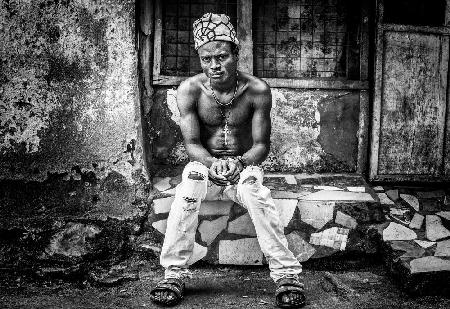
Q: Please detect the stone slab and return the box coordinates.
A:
[198,216,229,245]
[227,213,256,237]
[386,190,399,201]
[313,186,344,191]
[426,215,450,242]
[302,191,374,201]
[152,219,167,235]
[385,240,426,260]
[199,200,233,216]
[416,190,446,199]
[437,211,450,221]
[409,213,424,230]
[298,201,335,229]
[153,196,175,214]
[335,211,358,229]
[274,199,298,227]
[153,177,172,192]
[271,190,310,199]
[400,194,420,212]
[284,175,297,185]
[414,240,436,248]
[434,239,450,257]
[410,256,450,274]
[218,238,263,265]
[383,222,417,241]
[336,202,384,223]
[421,199,442,212]
[187,242,208,265]
[310,227,349,251]
[347,186,366,192]
[377,193,395,205]
[286,231,316,262]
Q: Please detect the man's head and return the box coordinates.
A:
[193,13,239,50]
[193,13,239,83]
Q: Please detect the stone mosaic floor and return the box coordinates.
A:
[150,174,384,266]
[372,186,450,295]
[148,174,450,295]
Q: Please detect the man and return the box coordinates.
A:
[150,13,305,308]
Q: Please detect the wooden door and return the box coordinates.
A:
[370,1,450,182]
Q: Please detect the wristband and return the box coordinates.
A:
[236,156,246,169]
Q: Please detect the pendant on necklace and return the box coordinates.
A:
[223,121,231,145]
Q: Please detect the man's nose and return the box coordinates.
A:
[210,58,220,69]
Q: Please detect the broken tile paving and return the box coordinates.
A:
[148,174,450,296]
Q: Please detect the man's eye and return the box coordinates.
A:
[202,57,211,62]
[218,55,226,61]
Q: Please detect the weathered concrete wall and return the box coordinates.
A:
[0,0,154,279]
[150,86,360,175]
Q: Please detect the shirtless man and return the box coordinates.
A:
[150,13,306,308]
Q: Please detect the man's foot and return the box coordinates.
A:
[275,278,306,308]
[150,278,185,307]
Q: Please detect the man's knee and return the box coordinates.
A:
[182,161,208,182]
[242,176,258,185]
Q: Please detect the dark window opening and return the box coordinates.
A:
[253,0,362,79]
[383,0,446,26]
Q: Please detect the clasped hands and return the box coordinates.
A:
[209,157,244,186]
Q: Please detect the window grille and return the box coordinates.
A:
[253,0,356,79]
[161,0,237,76]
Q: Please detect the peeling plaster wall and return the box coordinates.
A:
[150,86,360,175]
[0,0,143,183]
[0,0,153,273]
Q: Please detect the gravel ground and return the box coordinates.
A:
[1,262,449,309]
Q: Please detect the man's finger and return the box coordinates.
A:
[210,163,226,180]
[219,160,229,176]
[224,161,237,177]
[210,175,229,186]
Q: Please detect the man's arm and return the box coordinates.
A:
[241,80,272,166]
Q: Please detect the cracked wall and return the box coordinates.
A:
[150,87,360,175]
[0,0,153,277]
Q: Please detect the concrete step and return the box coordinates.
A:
[150,173,384,265]
[369,186,450,296]
[150,175,450,295]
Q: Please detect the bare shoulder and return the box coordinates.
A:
[177,73,206,110]
[177,73,205,97]
[239,72,271,108]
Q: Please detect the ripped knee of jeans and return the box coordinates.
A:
[242,175,258,185]
[182,161,208,182]
[187,171,205,181]
[183,196,198,203]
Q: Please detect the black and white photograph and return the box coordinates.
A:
[1,0,449,308]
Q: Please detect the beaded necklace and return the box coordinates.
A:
[210,73,239,145]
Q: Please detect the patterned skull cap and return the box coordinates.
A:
[193,13,239,50]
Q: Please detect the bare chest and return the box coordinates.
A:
[197,94,253,127]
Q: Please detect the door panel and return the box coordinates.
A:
[370,25,450,181]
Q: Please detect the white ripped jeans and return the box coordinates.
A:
[160,161,302,282]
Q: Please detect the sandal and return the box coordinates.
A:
[275,278,306,308]
[150,278,185,307]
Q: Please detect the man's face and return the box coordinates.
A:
[198,41,238,84]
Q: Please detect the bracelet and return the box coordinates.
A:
[236,156,246,168]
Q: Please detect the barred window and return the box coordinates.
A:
[160,0,237,77]
[253,0,361,79]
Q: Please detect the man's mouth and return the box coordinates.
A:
[210,72,223,78]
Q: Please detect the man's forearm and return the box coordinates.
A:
[185,143,217,168]
[240,143,270,166]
